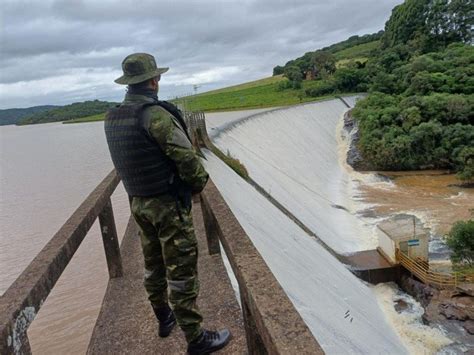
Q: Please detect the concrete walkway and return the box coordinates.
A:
[87,199,246,354]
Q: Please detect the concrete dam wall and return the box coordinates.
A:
[202,98,409,354]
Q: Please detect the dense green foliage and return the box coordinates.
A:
[282,65,303,89]
[0,105,57,125]
[19,100,117,125]
[273,32,383,76]
[348,0,474,180]
[446,220,474,266]
[352,90,473,173]
[382,0,473,50]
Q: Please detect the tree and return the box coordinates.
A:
[382,0,431,48]
[310,51,336,79]
[273,65,284,76]
[283,65,303,89]
[446,220,474,266]
[426,0,474,46]
[455,146,474,181]
[334,68,367,92]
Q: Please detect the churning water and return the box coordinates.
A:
[1,98,470,354]
[209,97,467,354]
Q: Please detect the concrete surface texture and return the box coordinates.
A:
[203,152,407,354]
[212,97,377,254]
[87,204,246,354]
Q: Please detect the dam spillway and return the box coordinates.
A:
[202,98,409,353]
[211,97,375,254]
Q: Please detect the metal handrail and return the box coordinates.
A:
[0,170,123,355]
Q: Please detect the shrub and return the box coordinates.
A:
[276,79,292,91]
[305,80,337,97]
[210,145,249,180]
[446,220,474,266]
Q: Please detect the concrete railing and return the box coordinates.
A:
[188,110,324,353]
[0,170,123,355]
[200,179,324,354]
[1,110,325,354]
[185,111,212,148]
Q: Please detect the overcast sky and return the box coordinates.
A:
[0,0,403,109]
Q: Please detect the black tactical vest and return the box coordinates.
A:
[104,103,175,197]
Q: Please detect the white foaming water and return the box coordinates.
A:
[204,152,407,354]
[208,98,457,354]
[213,99,377,253]
[371,283,452,355]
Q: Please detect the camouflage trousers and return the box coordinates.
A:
[131,194,203,343]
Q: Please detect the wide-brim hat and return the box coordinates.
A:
[114,53,169,85]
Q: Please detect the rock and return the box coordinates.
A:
[439,303,469,321]
[394,299,409,313]
[343,111,372,171]
[399,275,436,307]
[464,320,474,335]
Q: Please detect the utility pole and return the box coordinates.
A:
[193,84,202,95]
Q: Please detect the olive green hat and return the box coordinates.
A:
[114,53,169,85]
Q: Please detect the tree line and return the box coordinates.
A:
[18,100,118,125]
[272,0,473,181]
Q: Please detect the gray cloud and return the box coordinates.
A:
[0,0,402,108]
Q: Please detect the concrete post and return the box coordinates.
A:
[240,294,267,355]
[199,194,221,255]
[98,198,123,278]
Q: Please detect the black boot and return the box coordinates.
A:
[187,329,232,355]
[152,304,176,337]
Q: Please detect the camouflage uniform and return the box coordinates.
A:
[107,53,209,344]
[124,93,208,343]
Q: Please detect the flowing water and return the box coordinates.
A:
[0,108,278,354]
[211,97,467,354]
[0,122,130,354]
[0,99,471,354]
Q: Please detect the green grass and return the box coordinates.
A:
[176,76,339,112]
[63,73,353,122]
[452,264,474,274]
[63,113,105,124]
[333,40,379,61]
[336,57,369,68]
[210,145,249,180]
[195,75,285,95]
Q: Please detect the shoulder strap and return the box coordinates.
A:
[142,101,192,143]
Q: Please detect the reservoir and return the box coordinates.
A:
[0,100,470,353]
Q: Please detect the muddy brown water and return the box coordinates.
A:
[1,116,472,354]
[357,170,474,265]
[359,171,473,234]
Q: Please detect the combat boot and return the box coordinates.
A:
[187,329,232,354]
[152,304,176,337]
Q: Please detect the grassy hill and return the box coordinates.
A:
[178,35,380,112]
[0,105,58,126]
[333,40,379,61]
[179,75,344,112]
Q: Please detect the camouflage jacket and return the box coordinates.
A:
[122,93,209,193]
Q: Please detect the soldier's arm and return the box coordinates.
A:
[146,107,209,193]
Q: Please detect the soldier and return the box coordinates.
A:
[104,53,231,354]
